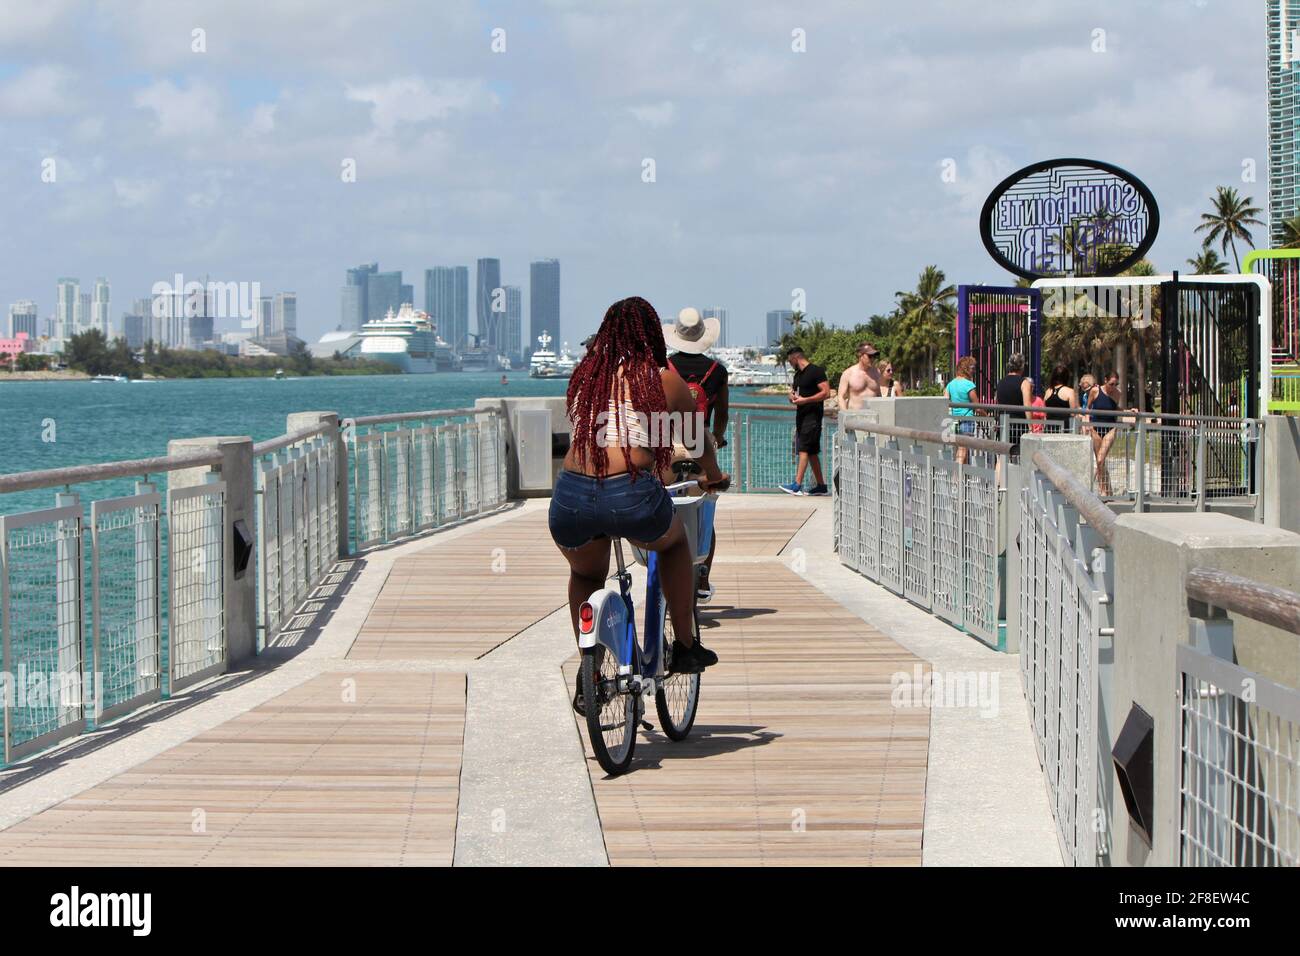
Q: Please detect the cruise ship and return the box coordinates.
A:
[529,332,578,379]
[357,305,457,373]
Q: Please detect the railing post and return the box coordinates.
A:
[1134,418,1146,513]
[286,413,343,557]
[1195,426,1207,512]
[168,435,256,666]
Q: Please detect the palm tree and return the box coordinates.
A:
[1187,245,1229,275]
[895,266,956,384]
[788,310,805,333]
[1195,186,1263,271]
[1280,215,1300,249]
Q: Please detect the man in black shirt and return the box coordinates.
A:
[781,346,830,495]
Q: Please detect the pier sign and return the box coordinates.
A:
[979,158,1159,280]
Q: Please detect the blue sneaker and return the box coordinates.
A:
[779,482,804,495]
[807,484,830,496]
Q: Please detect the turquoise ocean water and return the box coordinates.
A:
[0,372,786,512]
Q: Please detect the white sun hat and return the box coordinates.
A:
[663,307,721,354]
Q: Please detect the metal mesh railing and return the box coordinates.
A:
[256,434,339,645]
[1018,468,1108,866]
[834,428,999,644]
[91,486,162,722]
[728,407,839,493]
[344,410,508,552]
[1178,644,1300,866]
[0,500,87,762]
[167,481,226,693]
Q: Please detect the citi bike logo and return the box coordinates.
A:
[150,273,261,328]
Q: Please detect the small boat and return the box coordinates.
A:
[500,374,509,386]
[274,368,285,380]
[91,374,128,383]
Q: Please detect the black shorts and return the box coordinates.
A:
[796,416,822,455]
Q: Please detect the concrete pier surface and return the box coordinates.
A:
[0,497,1059,867]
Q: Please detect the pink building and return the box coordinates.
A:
[0,332,33,363]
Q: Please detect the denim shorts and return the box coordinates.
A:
[549,470,674,549]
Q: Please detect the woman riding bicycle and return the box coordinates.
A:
[549,296,730,675]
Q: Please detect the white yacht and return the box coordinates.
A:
[555,343,577,377]
[529,331,562,378]
[357,304,453,374]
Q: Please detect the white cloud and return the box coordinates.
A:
[0,64,79,117]
[344,77,496,135]
[133,79,223,138]
[114,177,158,208]
[628,101,676,128]
[248,103,277,135]
[941,146,1016,214]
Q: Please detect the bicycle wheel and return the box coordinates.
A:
[655,600,701,741]
[581,645,637,775]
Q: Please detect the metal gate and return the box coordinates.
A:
[956,285,1042,400]
[1161,277,1260,496]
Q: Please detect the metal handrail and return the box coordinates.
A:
[1031,449,1117,545]
[345,406,497,427]
[1186,567,1300,636]
[252,423,330,457]
[0,448,224,495]
[730,401,839,418]
[951,401,1259,426]
[843,420,1012,455]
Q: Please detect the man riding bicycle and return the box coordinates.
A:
[663,307,728,600]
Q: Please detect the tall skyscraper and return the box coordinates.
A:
[367,270,402,322]
[400,283,413,308]
[425,266,469,350]
[529,259,560,357]
[703,307,730,348]
[504,285,523,362]
[255,296,274,338]
[1268,1,1300,244]
[766,309,794,347]
[8,300,38,338]
[476,258,502,352]
[78,292,91,335]
[122,312,147,348]
[274,293,297,338]
[92,277,110,337]
[56,278,78,340]
[342,263,377,331]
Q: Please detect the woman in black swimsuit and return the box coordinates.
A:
[1043,364,1077,428]
[1088,372,1125,495]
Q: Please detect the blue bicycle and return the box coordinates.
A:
[576,478,719,775]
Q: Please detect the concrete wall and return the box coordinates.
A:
[855,395,950,433]
[476,396,569,496]
[1263,414,1300,534]
[1108,513,1300,865]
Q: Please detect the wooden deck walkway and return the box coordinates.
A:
[0,672,465,866]
[0,497,929,866]
[567,556,928,866]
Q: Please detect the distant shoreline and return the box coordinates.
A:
[0,370,92,382]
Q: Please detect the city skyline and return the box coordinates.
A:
[1,2,1270,348]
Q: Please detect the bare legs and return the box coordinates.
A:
[795,451,824,486]
[556,513,697,648]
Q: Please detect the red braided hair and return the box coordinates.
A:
[567,296,671,479]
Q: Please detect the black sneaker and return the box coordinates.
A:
[670,639,718,673]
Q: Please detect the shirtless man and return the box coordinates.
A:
[837,342,883,410]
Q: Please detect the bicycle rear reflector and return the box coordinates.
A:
[579,603,594,633]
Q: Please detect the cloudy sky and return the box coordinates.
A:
[0,0,1270,346]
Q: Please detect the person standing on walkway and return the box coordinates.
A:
[1043,364,1079,429]
[836,342,883,410]
[994,353,1034,460]
[780,346,830,495]
[664,307,728,599]
[944,355,980,465]
[880,360,906,397]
